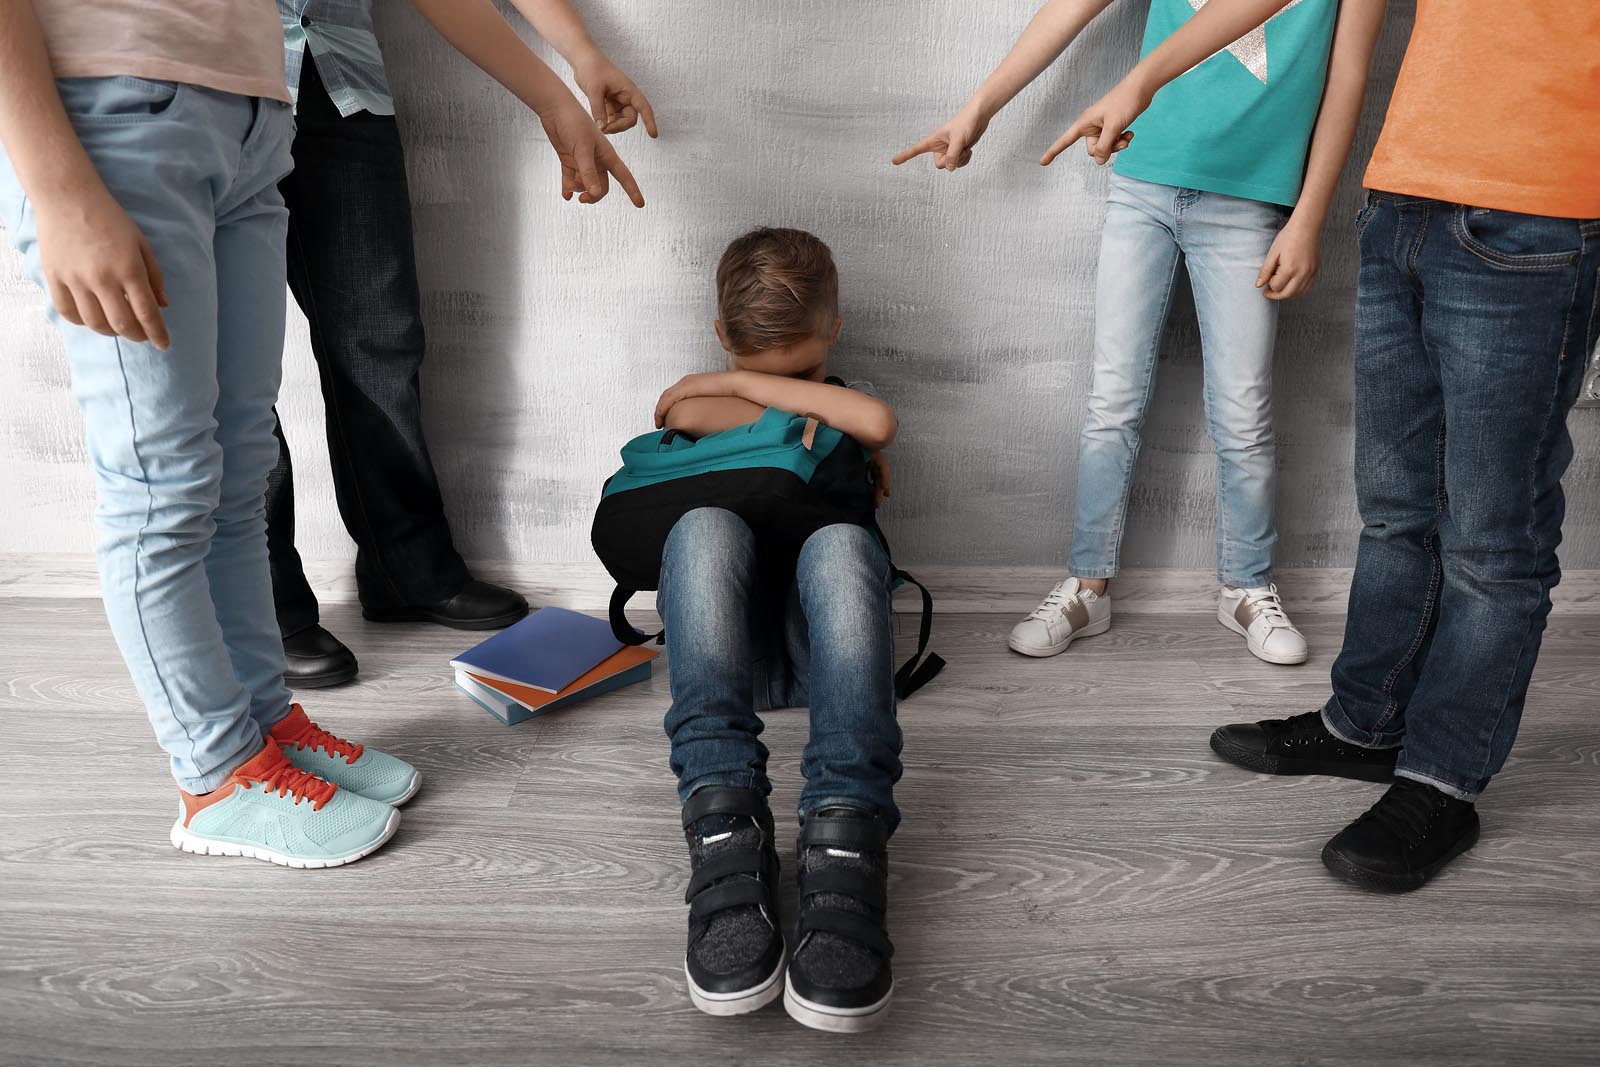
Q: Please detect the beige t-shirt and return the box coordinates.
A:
[35,0,289,103]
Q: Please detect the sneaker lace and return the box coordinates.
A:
[276,713,363,764]
[238,741,339,810]
[1359,780,1443,845]
[1028,580,1085,623]
[1241,584,1291,627]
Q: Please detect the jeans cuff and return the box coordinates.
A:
[1219,569,1273,589]
[1394,764,1483,803]
[1320,697,1404,749]
[1067,564,1118,580]
[176,735,265,795]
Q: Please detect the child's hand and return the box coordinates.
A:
[35,186,170,349]
[1256,219,1321,300]
[542,101,645,206]
[1040,79,1148,167]
[870,451,893,508]
[892,103,991,172]
[655,371,740,427]
[572,53,658,138]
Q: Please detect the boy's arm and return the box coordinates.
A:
[1255,0,1387,300]
[502,0,657,136]
[655,372,899,451]
[661,396,767,437]
[1042,0,1299,166]
[409,0,643,206]
[0,0,169,347]
[894,0,1117,172]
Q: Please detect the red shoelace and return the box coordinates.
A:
[276,714,364,764]
[239,742,338,810]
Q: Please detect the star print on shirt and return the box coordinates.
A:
[1187,0,1307,85]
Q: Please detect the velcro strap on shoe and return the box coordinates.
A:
[798,868,887,913]
[682,787,767,828]
[685,851,766,902]
[688,879,768,923]
[798,906,895,959]
[799,815,887,853]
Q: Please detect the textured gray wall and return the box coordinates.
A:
[1,1,1596,572]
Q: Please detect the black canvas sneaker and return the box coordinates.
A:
[1210,710,1400,781]
[1322,777,1480,892]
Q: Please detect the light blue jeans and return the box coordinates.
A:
[0,77,296,792]
[1070,172,1287,588]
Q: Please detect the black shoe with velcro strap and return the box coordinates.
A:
[785,807,894,1032]
[680,787,786,1016]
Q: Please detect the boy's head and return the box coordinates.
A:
[715,227,842,379]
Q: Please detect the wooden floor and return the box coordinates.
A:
[2,596,1597,1066]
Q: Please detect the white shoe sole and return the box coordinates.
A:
[380,770,423,807]
[686,952,786,1017]
[1008,616,1111,658]
[783,980,893,1033]
[169,808,401,869]
[1217,609,1309,666]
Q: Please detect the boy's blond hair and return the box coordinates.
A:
[715,227,838,352]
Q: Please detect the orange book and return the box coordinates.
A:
[456,645,659,725]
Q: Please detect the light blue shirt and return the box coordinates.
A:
[278,0,394,116]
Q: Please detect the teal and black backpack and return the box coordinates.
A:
[592,405,944,699]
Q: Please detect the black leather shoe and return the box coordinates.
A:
[1322,778,1480,893]
[785,808,894,1033]
[1210,710,1399,782]
[363,580,529,631]
[681,787,786,1016]
[281,625,358,689]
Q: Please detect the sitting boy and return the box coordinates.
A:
[652,228,902,1032]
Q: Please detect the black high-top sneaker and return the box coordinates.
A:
[1210,710,1400,782]
[784,808,894,1033]
[1321,777,1480,893]
[680,787,786,1015]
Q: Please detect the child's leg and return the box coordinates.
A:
[1067,173,1184,581]
[1180,191,1284,590]
[0,81,290,792]
[791,524,901,829]
[659,507,770,802]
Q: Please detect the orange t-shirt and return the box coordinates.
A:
[1364,0,1600,219]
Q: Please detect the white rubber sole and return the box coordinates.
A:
[169,808,401,869]
[1007,616,1111,658]
[783,980,893,1033]
[1217,609,1309,665]
[686,952,787,1017]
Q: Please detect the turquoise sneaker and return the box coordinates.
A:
[170,739,399,868]
[268,704,421,806]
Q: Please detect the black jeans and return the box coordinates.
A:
[267,55,469,637]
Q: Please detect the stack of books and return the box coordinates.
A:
[451,606,659,725]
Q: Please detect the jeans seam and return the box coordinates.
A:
[1102,234,1182,576]
[1374,410,1447,729]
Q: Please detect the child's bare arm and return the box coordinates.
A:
[894,0,1116,172]
[1254,0,1387,301]
[1043,0,1301,166]
[0,0,169,347]
[409,0,643,206]
[502,0,657,136]
[661,396,767,437]
[655,372,899,451]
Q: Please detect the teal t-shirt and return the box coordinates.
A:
[1113,0,1338,207]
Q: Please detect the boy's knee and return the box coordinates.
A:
[666,507,754,556]
[798,523,884,572]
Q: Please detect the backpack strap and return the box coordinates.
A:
[891,568,945,699]
[609,586,663,646]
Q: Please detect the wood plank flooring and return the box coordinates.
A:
[1,597,1597,1066]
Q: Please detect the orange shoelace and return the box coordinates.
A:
[238,742,338,810]
[276,713,364,764]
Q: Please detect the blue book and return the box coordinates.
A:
[456,656,655,726]
[449,606,624,694]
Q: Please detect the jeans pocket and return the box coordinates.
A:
[55,76,184,125]
[1450,205,1582,270]
[1353,192,1379,240]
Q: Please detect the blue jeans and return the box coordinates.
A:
[658,509,904,830]
[1323,194,1600,800]
[0,78,296,792]
[1071,172,1285,587]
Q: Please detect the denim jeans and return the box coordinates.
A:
[657,509,904,830]
[0,78,296,791]
[266,54,470,636]
[1071,172,1285,587]
[1323,193,1600,800]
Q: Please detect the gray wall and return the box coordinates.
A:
[2,1,1596,572]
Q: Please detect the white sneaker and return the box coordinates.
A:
[1008,577,1112,657]
[1218,584,1308,665]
